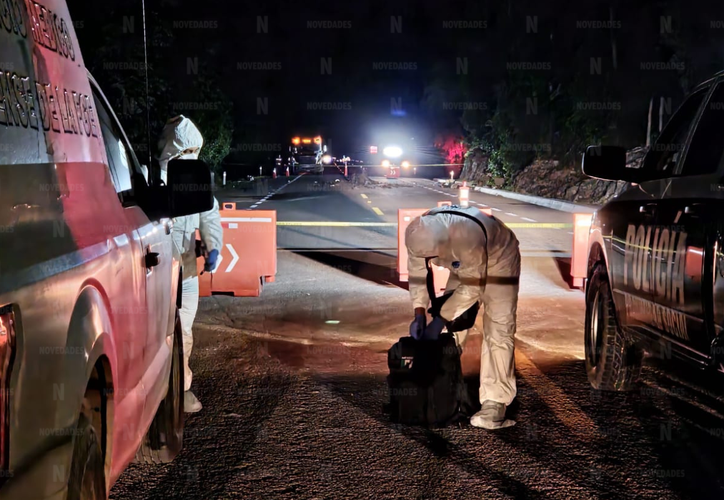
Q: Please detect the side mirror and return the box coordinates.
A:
[166,158,214,217]
[582,145,638,182]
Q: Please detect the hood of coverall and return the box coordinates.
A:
[405,215,450,259]
[157,115,204,182]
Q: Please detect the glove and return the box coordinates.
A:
[205,249,220,273]
[409,314,427,340]
[423,317,446,340]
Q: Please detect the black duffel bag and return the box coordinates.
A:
[386,333,472,426]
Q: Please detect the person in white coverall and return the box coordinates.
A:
[406,205,521,429]
[157,115,223,413]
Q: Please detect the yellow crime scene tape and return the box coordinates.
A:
[276,221,572,229]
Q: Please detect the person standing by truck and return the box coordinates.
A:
[157,115,224,413]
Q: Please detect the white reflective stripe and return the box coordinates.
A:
[226,244,239,272]
[221,217,273,223]
[228,223,238,229]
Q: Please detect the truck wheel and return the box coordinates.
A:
[585,264,643,390]
[135,312,184,464]
[67,412,106,500]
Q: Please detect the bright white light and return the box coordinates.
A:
[383,145,403,158]
[322,155,332,164]
[401,160,410,168]
[381,159,391,167]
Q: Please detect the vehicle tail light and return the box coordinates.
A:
[313,136,322,144]
[0,305,15,479]
[292,137,300,145]
[302,138,312,144]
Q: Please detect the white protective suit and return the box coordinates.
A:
[406,205,521,407]
[158,115,223,392]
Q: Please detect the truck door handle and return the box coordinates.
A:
[145,251,160,268]
[639,204,656,215]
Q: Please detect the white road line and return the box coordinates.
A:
[491,207,501,212]
[250,204,259,208]
[505,212,518,217]
[521,217,536,222]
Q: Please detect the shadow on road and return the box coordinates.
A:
[294,250,407,289]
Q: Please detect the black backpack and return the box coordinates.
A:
[386,333,472,426]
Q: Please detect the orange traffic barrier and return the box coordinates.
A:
[386,167,401,179]
[198,203,277,297]
[397,208,449,296]
[571,213,593,288]
[459,182,470,207]
[437,201,452,207]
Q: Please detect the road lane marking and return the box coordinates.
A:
[274,221,572,229]
[491,208,502,212]
[521,217,536,222]
[505,212,518,217]
[372,207,384,215]
[277,221,397,227]
[360,194,368,199]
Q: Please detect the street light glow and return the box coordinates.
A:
[383,145,403,158]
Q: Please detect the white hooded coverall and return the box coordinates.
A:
[406,206,521,406]
[157,115,223,392]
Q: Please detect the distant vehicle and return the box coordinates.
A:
[0,1,213,498]
[582,73,724,393]
[290,136,327,174]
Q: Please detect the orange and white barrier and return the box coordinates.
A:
[459,182,470,208]
[198,203,277,297]
[397,208,449,296]
[571,213,593,288]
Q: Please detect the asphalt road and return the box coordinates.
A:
[111,170,724,500]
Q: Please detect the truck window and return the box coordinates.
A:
[643,88,706,178]
[680,83,724,176]
[91,89,145,202]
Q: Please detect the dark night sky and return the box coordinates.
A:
[68,0,724,163]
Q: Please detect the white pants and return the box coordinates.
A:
[178,276,199,392]
[451,280,519,406]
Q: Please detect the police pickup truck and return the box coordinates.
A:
[0,1,213,498]
[582,72,724,390]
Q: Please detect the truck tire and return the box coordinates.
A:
[135,312,184,464]
[67,413,106,500]
[585,264,643,390]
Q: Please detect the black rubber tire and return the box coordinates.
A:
[67,413,106,500]
[584,264,643,390]
[134,312,185,464]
